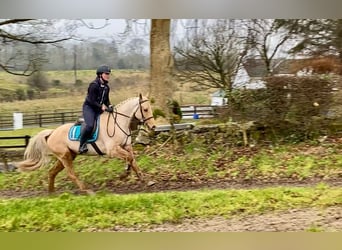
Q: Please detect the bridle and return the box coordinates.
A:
[135,99,154,125]
[105,98,153,146]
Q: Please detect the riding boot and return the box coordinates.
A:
[79,127,89,154]
[79,142,88,154]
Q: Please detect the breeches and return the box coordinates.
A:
[82,104,98,136]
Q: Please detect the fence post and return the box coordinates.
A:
[24,135,30,147]
[13,112,23,130]
[193,106,199,119]
[39,114,42,127]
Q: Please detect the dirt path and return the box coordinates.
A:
[110,206,342,232]
[107,179,342,232]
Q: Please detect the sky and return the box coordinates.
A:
[75,19,149,40]
[75,19,126,38]
[75,19,188,42]
[73,19,189,52]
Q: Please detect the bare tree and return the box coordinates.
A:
[280,19,342,64]
[245,19,297,75]
[174,19,250,94]
[0,19,75,76]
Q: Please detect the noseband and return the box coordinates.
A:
[134,99,154,126]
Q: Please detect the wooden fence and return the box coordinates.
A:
[25,110,82,127]
[0,135,31,170]
[0,110,82,130]
[0,135,31,149]
[0,105,219,130]
[180,105,218,119]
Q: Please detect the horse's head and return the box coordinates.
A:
[134,94,156,131]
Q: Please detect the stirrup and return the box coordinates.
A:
[79,143,88,154]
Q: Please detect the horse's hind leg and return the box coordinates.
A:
[59,153,94,195]
[48,160,64,193]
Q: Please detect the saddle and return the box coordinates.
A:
[68,117,99,142]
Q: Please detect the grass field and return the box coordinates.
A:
[0,70,213,115]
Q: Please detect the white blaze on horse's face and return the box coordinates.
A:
[136,96,156,131]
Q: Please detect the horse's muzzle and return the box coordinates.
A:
[148,124,156,131]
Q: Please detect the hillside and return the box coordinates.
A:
[0,70,214,114]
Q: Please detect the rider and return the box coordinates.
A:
[79,65,113,154]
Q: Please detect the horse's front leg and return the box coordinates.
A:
[124,145,144,181]
[125,145,157,186]
[109,145,143,182]
[119,163,132,180]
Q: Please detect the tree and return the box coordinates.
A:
[27,71,50,91]
[174,19,249,93]
[279,19,342,64]
[0,19,74,76]
[127,38,148,55]
[245,19,297,75]
[149,19,174,119]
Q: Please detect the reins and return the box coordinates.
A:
[106,107,131,138]
[105,98,153,146]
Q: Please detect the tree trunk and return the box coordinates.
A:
[149,19,174,121]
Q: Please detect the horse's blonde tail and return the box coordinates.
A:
[18,129,54,172]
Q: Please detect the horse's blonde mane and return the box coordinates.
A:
[115,96,140,108]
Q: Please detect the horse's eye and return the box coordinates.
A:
[144,108,148,112]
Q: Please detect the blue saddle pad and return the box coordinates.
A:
[68,122,99,142]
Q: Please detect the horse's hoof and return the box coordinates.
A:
[147,180,156,186]
[85,189,96,196]
[119,173,129,180]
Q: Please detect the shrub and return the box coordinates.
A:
[226,75,334,142]
[51,79,61,86]
[26,89,35,100]
[75,79,83,87]
[27,71,50,91]
[15,88,27,101]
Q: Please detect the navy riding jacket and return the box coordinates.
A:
[84,77,111,114]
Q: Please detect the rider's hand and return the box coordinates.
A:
[107,105,114,113]
[101,104,107,111]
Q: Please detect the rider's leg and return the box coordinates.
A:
[79,105,96,154]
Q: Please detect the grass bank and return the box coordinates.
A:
[0,185,340,232]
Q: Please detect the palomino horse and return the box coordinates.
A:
[18,94,156,194]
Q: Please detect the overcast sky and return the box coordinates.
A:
[75,19,189,41]
[75,19,127,38]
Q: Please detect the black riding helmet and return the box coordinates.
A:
[96,65,111,75]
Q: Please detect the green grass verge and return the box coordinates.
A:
[0,185,340,232]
